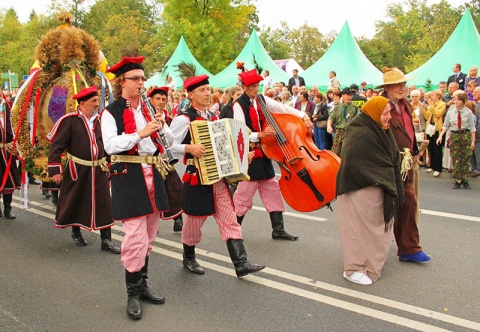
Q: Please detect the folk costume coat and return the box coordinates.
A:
[47,110,114,230]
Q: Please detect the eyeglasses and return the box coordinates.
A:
[124,76,147,82]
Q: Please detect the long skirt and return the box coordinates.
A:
[337,186,394,282]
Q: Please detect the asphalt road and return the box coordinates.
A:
[1,167,479,332]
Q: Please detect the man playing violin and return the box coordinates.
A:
[232,69,313,241]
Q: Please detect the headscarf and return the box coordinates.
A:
[360,96,390,130]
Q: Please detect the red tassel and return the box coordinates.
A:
[190,172,199,186]
[182,172,192,183]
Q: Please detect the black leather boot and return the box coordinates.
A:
[51,191,58,206]
[3,194,15,219]
[140,256,165,304]
[226,239,265,277]
[100,228,120,254]
[125,270,143,320]
[182,244,204,274]
[71,226,87,246]
[236,215,244,225]
[270,212,298,241]
[173,215,183,232]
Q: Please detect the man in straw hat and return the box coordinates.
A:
[378,67,431,263]
[233,69,314,241]
[47,86,120,254]
[169,74,265,278]
[102,56,173,320]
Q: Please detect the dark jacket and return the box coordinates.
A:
[447,72,467,91]
[288,76,306,93]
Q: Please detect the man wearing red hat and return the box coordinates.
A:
[47,85,120,252]
[101,56,174,320]
[148,86,183,232]
[232,69,313,241]
[169,74,265,278]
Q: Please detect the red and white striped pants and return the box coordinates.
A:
[120,167,160,273]
[181,181,242,246]
[233,178,285,217]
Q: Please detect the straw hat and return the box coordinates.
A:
[376,67,415,89]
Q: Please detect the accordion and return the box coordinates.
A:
[189,118,250,185]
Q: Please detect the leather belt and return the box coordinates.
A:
[110,154,160,165]
[67,153,109,172]
[451,129,469,134]
[249,142,262,149]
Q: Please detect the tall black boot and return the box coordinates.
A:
[125,270,143,320]
[236,215,244,225]
[270,212,298,241]
[3,194,16,219]
[182,244,204,274]
[100,228,120,254]
[173,215,183,232]
[140,256,165,304]
[226,239,265,277]
[51,191,58,206]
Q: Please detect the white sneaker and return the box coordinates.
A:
[343,271,373,285]
[426,168,433,173]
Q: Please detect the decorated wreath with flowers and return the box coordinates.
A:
[11,12,112,182]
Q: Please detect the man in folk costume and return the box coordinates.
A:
[378,67,430,263]
[47,86,120,254]
[148,87,173,125]
[232,69,313,241]
[0,92,21,219]
[169,74,265,277]
[101,56,172,320]
[148,87,183,232]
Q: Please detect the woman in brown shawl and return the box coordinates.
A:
[336,96,404,285]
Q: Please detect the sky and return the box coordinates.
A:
[1,0,468,38]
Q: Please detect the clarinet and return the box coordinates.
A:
[139,89,178,165]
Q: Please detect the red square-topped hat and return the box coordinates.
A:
[183,74,209,92]
[147,86,169,98]
[239,69,263,86]
[73,86,98,101]
[106,56,145,77]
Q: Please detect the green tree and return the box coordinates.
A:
[361,0,461,72]
[259,24,291,61]
[157,0,256,74]
[289,23,331,69]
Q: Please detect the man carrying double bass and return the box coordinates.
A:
[232,69,313,240]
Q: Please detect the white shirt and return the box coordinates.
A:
[101,99,175,166]
[232,96,306,142]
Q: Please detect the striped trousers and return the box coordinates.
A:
[181,180,242,246]
[120,167,160,273]
[233,177,285,217]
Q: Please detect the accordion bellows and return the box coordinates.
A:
[190,119,250,185]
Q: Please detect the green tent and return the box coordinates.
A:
[145,36,212,89]
[209,30,289,89]
[408,8,480,90]
[302,22,383,91]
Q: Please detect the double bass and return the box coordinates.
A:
[256,95,341,212]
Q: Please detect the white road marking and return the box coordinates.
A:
[12,196,480,331]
